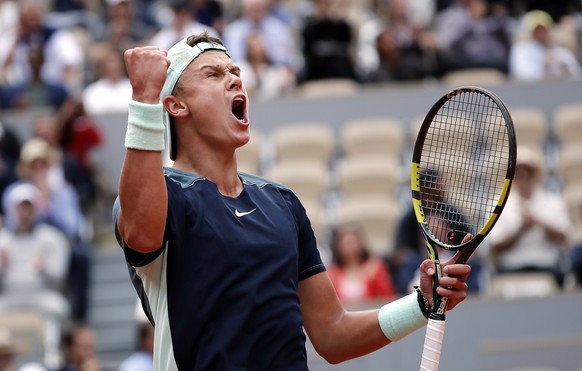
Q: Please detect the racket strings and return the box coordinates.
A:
[419,91,510,246]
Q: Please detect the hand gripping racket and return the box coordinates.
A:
[411,86,517,371]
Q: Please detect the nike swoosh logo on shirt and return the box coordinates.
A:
[234,208,256,218]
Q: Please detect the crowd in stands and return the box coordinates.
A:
[0,0,580,369]
[0,0,580,108]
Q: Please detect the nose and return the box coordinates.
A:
[228,73,243,90]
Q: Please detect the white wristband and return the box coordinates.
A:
[125,100,166,151]
[378,292,428,342]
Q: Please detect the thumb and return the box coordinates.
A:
[419,259,436,305]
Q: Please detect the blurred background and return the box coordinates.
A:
[0,0,581,370]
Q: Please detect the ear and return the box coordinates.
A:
[163,96,189,120]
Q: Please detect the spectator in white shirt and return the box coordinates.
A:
[509,9,581,81]
[488,147,572,286]
[0,182,70,321]
[82,47,132,115]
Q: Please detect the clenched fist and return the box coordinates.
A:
[124,46,171,104]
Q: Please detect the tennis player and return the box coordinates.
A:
[113,32,471,370]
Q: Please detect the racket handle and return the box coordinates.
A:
[420,318,446,371]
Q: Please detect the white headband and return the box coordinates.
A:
[160,37,230,160]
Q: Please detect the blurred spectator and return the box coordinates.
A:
[434,0,512,75]
[238,31,295,101]
[1,0,54,84]
[223,0,297,68]
[520,0,582,22]
[56,323,100,371]
[0,44,71,111]
[326,223,396,305]
[4,138,81,239]
[51,0,85,12]
[0,328,20,371]
[509,9,581,81]
[571,242,582,287]
[391,169,482,294]
[90,0,153,72]
[189,0,226,36]
[2,137,91,321]
[356,0,436,81]
[148,0,219,50]
[0,0,85,94]
[0,0,19,83]
[0,118,22,204]
[0,182,71,321]
[36,102,103,214]
[298,0,358,83]
[265,0,302,29]
[118,321,154,371]
[82,47,131,116]
[364,26,433,83]
[488,147,571,286]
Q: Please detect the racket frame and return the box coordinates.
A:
[411,86,517,370]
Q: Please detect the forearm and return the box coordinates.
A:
[314,309,389,364]
[118,101,168,252]
[118,149,167,252]
[309,293,427,364]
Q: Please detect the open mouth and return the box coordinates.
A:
[232,97,246,122]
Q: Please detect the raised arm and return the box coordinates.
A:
[117,46,170,253]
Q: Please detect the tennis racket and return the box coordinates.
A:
[411,86,517,371]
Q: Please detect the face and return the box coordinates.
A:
[514,164,537,198]
[171,51,250,153]
[336,227,365,264]
[533,25,550,45]
[15,201,36,230]
[69,327,96,365]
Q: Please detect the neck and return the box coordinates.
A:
[173,153,243,198]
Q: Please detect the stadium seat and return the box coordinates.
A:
[334,196,401,256]
[553,102,582,147]
[271,122,335,167]
[563,186,582,243]
[264,161,330,204]
[441,68,507,87]
[301,198,328,244]
[297,78,360,98]
[335,156,403,202]
[0,310,57,368]
[487,272,559,299]
[508,107,549,151]
[237,130,263,175]
[557,145,582,187]
[340,117,406,161]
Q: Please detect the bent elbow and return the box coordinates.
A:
[122,227,164,253]
[313,346,347,365]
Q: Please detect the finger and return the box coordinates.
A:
[436,276,468,308]
[438,275,468,291]
[419,259,436,276]
[443,263,471,281]
[443,262,471,275]
[461,233,473,244]
[436,286,467,311]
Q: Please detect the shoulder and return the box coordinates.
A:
[240,172,298,203]
[239,172,287,189]
[163,167,206,188]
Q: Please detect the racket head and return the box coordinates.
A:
[411,86,517,261]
